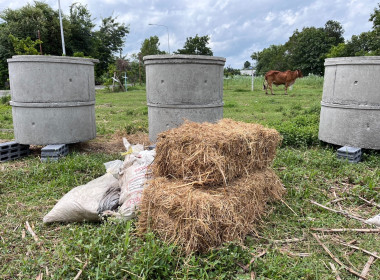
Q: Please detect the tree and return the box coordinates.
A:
[66,3,95,56]
[326,43,350,58]
[327,4,380,58]
[125,58,141,86]
[139,36,166,58]
[175,34,213,55]
[251,20,345,76]
[243,61,251,69]
[327,31,380,57]
[251,44,290,75]
[92,16,129,79]
[369,3,380,31]
[224,66,240,78]
[285,21,344,75]
[369,3,380,54]
[0,2,64,56]
[134,36,166,84]
[324,20,344,46]
[8,34,42,55]
[285,27,331,75]
[0,2,130,87]
[0,1,64,88]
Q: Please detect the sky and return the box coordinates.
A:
[0,0,377,68]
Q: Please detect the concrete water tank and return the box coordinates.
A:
[8,55,98,145]
[144,54,226,142]
[319,56,380,149]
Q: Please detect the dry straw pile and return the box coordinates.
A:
[138,119,285,253]
[153,119,282,185]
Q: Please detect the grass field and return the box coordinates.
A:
[1,75,380,279]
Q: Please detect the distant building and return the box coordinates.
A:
[240,69,255,76]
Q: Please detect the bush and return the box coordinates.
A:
[272,113,320,147]
[1,95,11,105]
[73,52,85,57]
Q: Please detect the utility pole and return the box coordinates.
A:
[58,0,66,55]
[251,69,254,91]
[124,72,128,92]
[138,53,142,85]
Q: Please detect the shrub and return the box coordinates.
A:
[272,114,320,147]
[1,95,11,104]
[73,52,85,57]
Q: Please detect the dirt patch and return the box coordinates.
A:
[71,132,151,155]
[0,160,30,171]
[0,132,151,159]
[0,138,13,143]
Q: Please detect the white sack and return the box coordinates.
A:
[104,160,123,178]
[118,149,155,219]
[43,173,118,223]
[366,214,380,227]
[123,137,144,154]
[102,139,144,179]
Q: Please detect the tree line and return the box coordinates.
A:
[0,1,128,88]
[111,34,213,88]
[0,0,215,89]
[7,2,377,87]
[251,3,380,76]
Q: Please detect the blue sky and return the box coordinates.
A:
[0,0,376,68]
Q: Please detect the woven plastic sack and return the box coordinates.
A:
[43,173,118,223]
[118,149,155,219]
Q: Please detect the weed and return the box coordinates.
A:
[224,101,238,108]
[179,243,252,279]
[291,103,302,110]
[1,94,10,104]
[234,88,250,92]
[128,232,178,279]
[274,105,284,112]
[125,121,148,134]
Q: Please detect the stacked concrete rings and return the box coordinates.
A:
[8,55,98,145]
[144,55,226,142]
[319,56,380,149]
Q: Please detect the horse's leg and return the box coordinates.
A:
[284,84,288,95]
[270,83,274,95]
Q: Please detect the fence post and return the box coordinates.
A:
[251,70,254,91]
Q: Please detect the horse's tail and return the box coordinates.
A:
[263,78,267,90]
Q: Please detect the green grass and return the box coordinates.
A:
[95,85,148,136]
[1,76,379,279]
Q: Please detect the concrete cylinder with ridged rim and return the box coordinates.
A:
[8,55,98,145]
[318,56,380,149]
[144,54,226,142]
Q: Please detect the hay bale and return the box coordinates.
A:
[138,168,285,253]
[153,119,281,186]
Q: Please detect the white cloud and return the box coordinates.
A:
[0,0,377,68]
[265,12,275,22]
[213,0,231,11]
[280,9,299,26]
